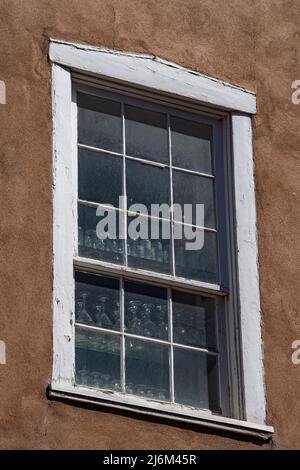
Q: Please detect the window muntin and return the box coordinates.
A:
[75,86,229,415]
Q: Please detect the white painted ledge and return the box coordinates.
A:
[49,385,274,441]
[49,39,256,114]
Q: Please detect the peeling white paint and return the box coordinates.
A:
[232,113,266,425]
[52,64,75,388]
[49,39,256,114]
[0,80,5,104]
[51,383,273,436]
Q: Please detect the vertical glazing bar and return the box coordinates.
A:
[168,287,175,402]
[167,114,175,276]
[121,101,128,266]
[120,276,126,393]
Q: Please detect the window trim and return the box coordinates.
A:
[49,39,256,114]
[50,39,273,434]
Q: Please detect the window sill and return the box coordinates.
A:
[48,384,274,442]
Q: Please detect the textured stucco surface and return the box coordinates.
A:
[0,0,299,449]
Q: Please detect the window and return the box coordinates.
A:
[74,86,228,414]
[50,39,273,436]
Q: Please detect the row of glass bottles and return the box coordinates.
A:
[127,238,169,264]
[76,369,168,400]
[78,226,169,264]
[126,300,168,340]
[77,370,122,391]
[79,227,123,261]
[76,291,209,349]
[76,292,169,340]
[76,292,120,330]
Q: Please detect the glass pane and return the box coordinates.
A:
[174,228,218,284]
[127,215,171,274]
[75,327,121,391]
[171,116,213,174]
[126,159,170,215]
[173,170,216,229]
[124,281,168,340]
[172,291,217,349]
[78,92,122,152]
[78,203,124,265]
[75,271,120,330]
[78,148,122,207]
[174,348,219,410]
[125,105,168,164]
[125,338,169,400]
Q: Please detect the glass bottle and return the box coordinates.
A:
[155,305,168,340]
[151,241,157,261]
[110,300,120,329]
[138,239,145,258]
[141,303,155,337]
[156,241,163,263]
[127,238,133,257]
[95,295,112,329]
[84,229,95,250]
[96,235,105,252]
[76,291,93,324]
[130,314,143,336]
[126,300,141,331]
[163,244,169,264]
[144,239,152,260]
[116,239,123,261]
[78,226,84,247]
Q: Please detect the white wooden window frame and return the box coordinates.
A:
[49,39,273,436]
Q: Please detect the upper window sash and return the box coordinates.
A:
[74,83,229,292]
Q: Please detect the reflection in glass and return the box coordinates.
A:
[78,93,122,152]
[125,338,169,401]
[125,105,168,164]
[78,148,122,207]
[124,281,168,340]
[78,203,124,265]
[75,327,121,390]
[173,170,216,229]
[171,116,213,174]
[75,271,120,331]
[174,227,218,284]
[172,291,216,349]
[174,348,219,410]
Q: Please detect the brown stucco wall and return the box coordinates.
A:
[0,0,299,449]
